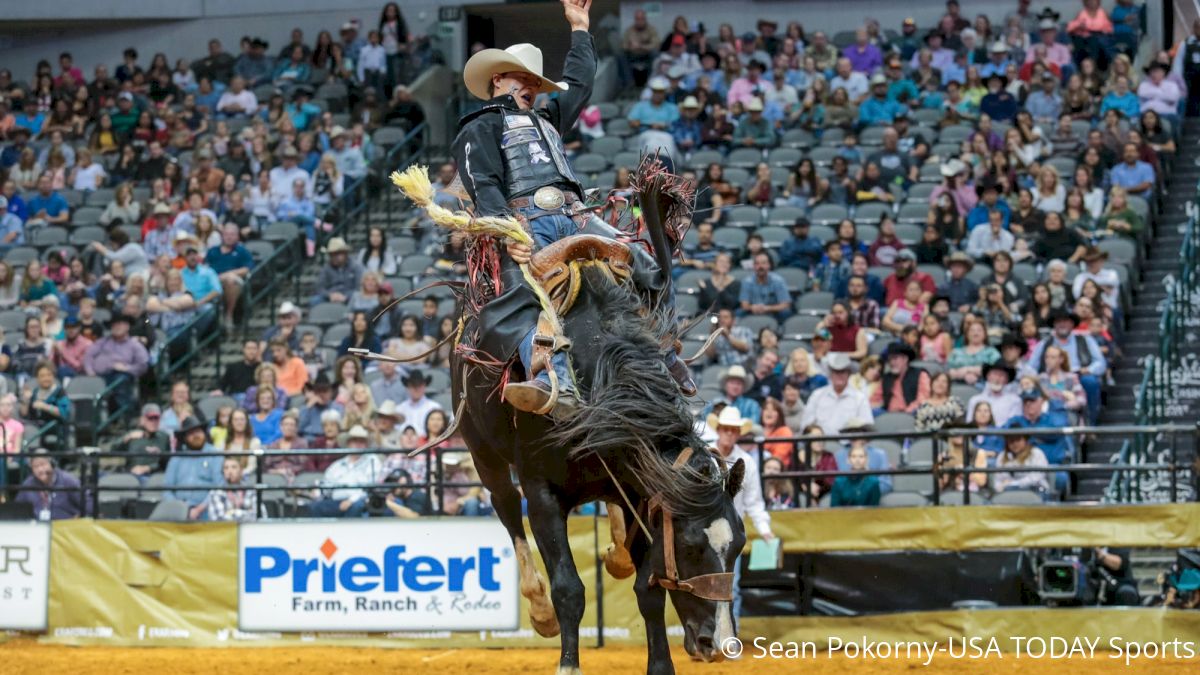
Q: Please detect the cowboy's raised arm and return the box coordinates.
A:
[548,0,595,134]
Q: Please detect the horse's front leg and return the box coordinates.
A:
[524,477,585,674]
[633,560,674,675]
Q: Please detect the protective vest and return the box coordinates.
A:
[499,111,582,199]
[1185,38,1200,78]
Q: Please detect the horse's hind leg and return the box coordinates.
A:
[476,456,559,638]
[524,477,585,674]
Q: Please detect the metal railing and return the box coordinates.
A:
[236,233,304,338]
[1,445,484,521]
[751,424,1198,508]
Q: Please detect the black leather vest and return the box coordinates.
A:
[499,111,581,199]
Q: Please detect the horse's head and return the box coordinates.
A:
[648,449,747,663]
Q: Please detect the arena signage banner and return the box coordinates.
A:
[0,521,51,630]
[238,521,519,632]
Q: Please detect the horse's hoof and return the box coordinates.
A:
[603,544,635,579]
[555,667,583,675]
[530,612,560,638]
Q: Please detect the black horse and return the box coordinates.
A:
[451,257,747,674]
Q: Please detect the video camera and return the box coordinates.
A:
[366,469,411,516]
[1036,547,1126,606]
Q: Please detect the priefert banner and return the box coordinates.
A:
[238,520,519,632]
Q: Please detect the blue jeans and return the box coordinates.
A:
[459,496,493,516]
[307,497,366,518]
[1079,373,1102,425]
[518,326,574,392]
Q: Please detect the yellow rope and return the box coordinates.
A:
[391,165,562,336]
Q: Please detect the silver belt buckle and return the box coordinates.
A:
[533,186,565,210]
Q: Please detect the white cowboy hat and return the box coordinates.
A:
[706,407,754,435]
[463,43,568,101]
[720,365,751,386]
[324,237,350,254]
[374,399,404,420]
[347,425,370,440]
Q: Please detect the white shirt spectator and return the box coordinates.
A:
[394,396,442,437]
[967,390,1021,427]
[172,207,218,234]
[995,445,1050,493]
[716,443,772,537]
[319,453,382,502]
[1137,79,1181,116]
[828,72,869,101]
[358,43,387,81]
[217,89,259,115]
[1072,267,1121,309]
[71,162,106,191]
[1031,184,1066,213]
[268,165,311,202]
[966,225,1015,259]
[799,384,874,440]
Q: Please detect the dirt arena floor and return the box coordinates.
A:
[1,640,1195,674]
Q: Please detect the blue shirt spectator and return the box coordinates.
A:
[1099,90,1140,119]
[164,441,224,506]
[206,241,254,275]
[779,225,825,272]
[979,90,1019,123]
[0,210,25,250]
[1109,152,1156,200]
[181,257,223,304]
[6,191,27,222]
[628,94,679,129]
[739,255,793,320]
[13,107,45,136]
[26,188,70,225]
[966,197,1012,231]
[1005,412,1071,465]
[858,83,904,126]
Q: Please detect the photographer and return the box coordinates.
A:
[367,468,428,519]
[1093,547,1139,606]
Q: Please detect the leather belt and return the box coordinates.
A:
[508,186,583,212]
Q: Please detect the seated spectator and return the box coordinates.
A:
[811,240,851,294]
[385,85,427,131]
[312,237,362,305]
[163,416,224,507]
[116,403,171,479]
[266,338,308,397]
[949,321,1001,385]
[783,348,828,401]
[830,57,869,103]
[880,342,929,413]
[628,78,679,154]
[1038,344,1088,423]
[733,97,775,148]
[337,310,383,358]
[994,428,1051,496]
[329,126,367,182]
[19,361,70,441]
[882,279,929,337]
[882,250,935,306]
[357,226,401,277]
[1029,309,1106,424]
[747,351,784,403]
[760,457,796,510]
[835,418,894,494]
[967,208,1017,261]
[16,451,89,519]
[216,340,261,398]
[84,314,149,404]
[306,425,381,517]
[53,316,92,378]
[349,271,384,313]
[1096,186,1144,240]
[235,37,274,86]
[997,332,1036,380]
[249,387,284,446]
[939,252,979,312]
[858,74,903,127]
[831,443,882,507]
[1100,76,1139,119]
[440,454,488,516]
[158,381,198,437]
[758,397,795,466]
[780,218,825,272]
[0,393,23,457]
[1072,249,1120,310]
[799,353,873,435]
[979,72,1018,123]
[192,455,260,521]
[298,374,343,440]
[275,176,318,242]
[738,252,792,322]
[843,275,881,329]
[25,173,70,227]
[915,371,964,430]
[819,301,868,360]
[13,317,53,378]
[393,369,441,437]
[1031,211,1087,264]
[702,365,762,424]
[69,149,106,192]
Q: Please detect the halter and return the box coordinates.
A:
[602,447,735,603]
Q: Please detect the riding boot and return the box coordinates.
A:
[663,349,697,397]
[505,327,578,418]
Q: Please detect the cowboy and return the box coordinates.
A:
[394,370,441,437]
[163,416,223,508]
[702,365,762,424]
[452,0,695,417]
[706,406,773,626]
[966,362,1021,426]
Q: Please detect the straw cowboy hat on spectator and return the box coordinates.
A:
[324,237,350,254]
[706,406,754,435]
[721,364,752,386]
[374,399,404,421]
[463,43,568,101]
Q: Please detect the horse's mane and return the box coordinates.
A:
[553,271,724,516]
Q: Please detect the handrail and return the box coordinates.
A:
[238,232,304,336]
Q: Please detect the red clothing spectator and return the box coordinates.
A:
[883,271,936,306]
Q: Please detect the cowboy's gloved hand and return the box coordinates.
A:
[507,241,533,265]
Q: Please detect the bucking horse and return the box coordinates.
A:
[390,161,747,674]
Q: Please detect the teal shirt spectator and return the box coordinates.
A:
[858,97,904,126]
[26,192,70,220]
[887,79,920,104]
[181,263,222,302]
[732,115,775,147]
[1099,91,1140,119]
[20,278,58,304]
[627,100,679,128]
[830,474,881,506]
[164,445,224,506]
[14,112,45,135]
[285,101,321,131]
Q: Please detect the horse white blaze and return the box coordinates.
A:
[705,518,736,650]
